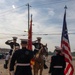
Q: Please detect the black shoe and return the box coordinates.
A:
[3,60,8,69]
[44,64,48,69]
[4,64,8,69]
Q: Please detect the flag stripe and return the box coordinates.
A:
[64,50,72,61]
[63,53,72,65]
[62,40,70,51]
[62,37,70,51]
[70,66,74,75]
[65,57,72,66]
[64,49,72,60]
[64,63,70,74]
[61,41,72,61]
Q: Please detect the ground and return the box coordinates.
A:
[0,56,75,75]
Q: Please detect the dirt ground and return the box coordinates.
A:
[0,59,50,75]
[0,56,75,75]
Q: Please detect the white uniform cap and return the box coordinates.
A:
[12,37,17,40]
[55,46,62,50]
[20,39,28,44]
[37,37,42,40]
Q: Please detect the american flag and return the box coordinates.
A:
[61,7,74,75]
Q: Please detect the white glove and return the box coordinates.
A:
[8,40,12,41]
[10,71,14,75]
[35,53,39,58]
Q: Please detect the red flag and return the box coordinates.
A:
[28,15,32,50]
[61,8,74,75]
[28,15,35,65]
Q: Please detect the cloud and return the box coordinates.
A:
[0,0,5,3]
[47,8,55,16]
[0,0,75,52]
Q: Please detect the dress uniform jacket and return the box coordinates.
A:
[5,41,19,49]
[5,41,19,55]
[9,47,34,75]
[49,54,66,75]
[32,42,42,54]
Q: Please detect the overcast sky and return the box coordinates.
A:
[0,0,75,52]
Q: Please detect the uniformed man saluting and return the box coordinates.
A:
[49,46,66,75]
[32,37,48,69]
[4,37,20,69]
[32,37,43,55]
[9,39,34,75]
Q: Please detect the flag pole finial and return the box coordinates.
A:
[64,5,67,10]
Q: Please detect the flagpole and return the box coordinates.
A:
[26,3,31,37]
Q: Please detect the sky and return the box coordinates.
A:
[0,0,75,52]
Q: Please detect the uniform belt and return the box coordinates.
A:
[16,63,30,66]
[53,66,63,68]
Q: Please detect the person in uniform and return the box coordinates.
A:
[32,37,48,69]
[4,37,20,69]
[9,39,34,75]
[49,46,66,75]
[32,37,43,55]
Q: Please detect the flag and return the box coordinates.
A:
[28,15,32,50]
[61,8,74,75]
[28,15,35,65]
